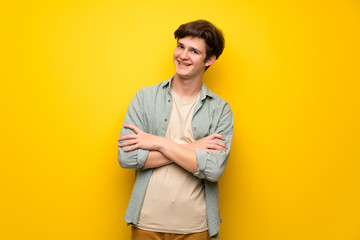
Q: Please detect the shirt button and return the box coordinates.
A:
[164,118,167,122]
[168,99,171,102]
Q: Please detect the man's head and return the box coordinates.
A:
[174,20,225,64]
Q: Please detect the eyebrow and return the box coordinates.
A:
[190,47,201,53]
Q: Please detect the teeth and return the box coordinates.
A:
[178,61,191,66]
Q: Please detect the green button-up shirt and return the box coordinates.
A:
[118,76,234,238]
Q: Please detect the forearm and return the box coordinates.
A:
[158,138,198,173]
[118,124,198,173]
[144,151,172,169]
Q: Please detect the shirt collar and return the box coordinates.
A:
[163,75,214,99]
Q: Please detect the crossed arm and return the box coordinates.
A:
[118,124,227,173]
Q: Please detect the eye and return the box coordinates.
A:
[192,50,199,54]
[177,44,184,49]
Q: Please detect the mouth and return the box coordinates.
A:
[177,60,191,67]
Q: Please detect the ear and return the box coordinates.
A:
[205,55,217,67]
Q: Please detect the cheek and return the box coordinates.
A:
[173,49,180,58]
[173,53,178,64]
[193,56,205,66]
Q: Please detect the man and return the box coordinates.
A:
[118,20,234,239]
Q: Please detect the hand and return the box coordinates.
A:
[186,133,227,153]
[118,124,163,152]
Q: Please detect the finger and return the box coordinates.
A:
[118,139,138,147]
[207,143,218,149]
[214,140,227,150]
[204,142,226,151]
[124,144,139,152]
[205,149,221,153]
[209,133,225,141]
[124,124,142,134]
[202,143,219,151]
[118,134,137,141]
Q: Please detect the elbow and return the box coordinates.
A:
[118,147,148,170]
[118,150,129,168]
[118,157,129,169]
[195,151,227,182]
[205,169,224,182]
[196,168,224,182]
[118,148,136,169]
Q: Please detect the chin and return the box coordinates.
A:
[175,68,189,77]
[175,72,191,79]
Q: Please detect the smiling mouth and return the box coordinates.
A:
[177,60,191,66]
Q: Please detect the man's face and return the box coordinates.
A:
[173,36,214,80]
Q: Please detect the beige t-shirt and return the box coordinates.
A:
[136,89,207,234]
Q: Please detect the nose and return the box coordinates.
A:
[180,49,189,59]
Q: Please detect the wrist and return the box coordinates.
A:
[184,142,194,150]
[155,136,168,151]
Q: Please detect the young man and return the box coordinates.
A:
[118,20,234,239]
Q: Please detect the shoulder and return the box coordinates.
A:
[135,79,170,97]
[210,91,229,105]
[203,85,232,112]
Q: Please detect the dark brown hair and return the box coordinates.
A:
[174,20,225,62]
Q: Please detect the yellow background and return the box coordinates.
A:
[1,0,360,239]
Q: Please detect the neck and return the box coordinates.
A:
[171,74,203,100]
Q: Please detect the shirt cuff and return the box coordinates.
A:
[193,150,208,179]
[137,149,150,169]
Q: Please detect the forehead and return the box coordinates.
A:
[177,36,206,51]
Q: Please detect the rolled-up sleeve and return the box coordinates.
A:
[193,103,234,182]
[118,90,149,170]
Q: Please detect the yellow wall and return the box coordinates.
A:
[1,0,360,239]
